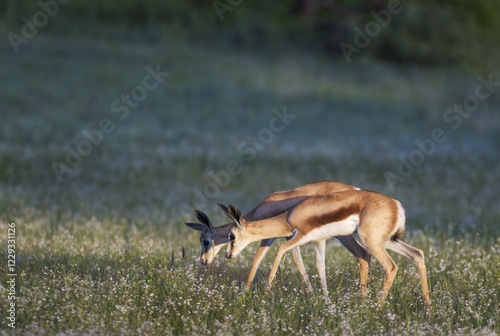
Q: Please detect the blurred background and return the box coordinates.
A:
[0,0,499,237]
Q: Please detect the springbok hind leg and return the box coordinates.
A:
[337,235,371,296]
[363,243,398,306]
[386,240,431,309]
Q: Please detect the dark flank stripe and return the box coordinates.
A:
[308,205,359,227]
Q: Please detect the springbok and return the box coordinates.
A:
[221,189,431,308]
[185,181,371,293]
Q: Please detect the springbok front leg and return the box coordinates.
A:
[244,238,275,291]
[266,232,306,291]
[245,239,313,292]
[314,239,329,298]
[290,246,314,292]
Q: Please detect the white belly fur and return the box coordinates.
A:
[303,215,359,243]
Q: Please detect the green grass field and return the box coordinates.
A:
[0,32,499,335]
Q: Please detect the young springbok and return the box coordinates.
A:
[185,181,371,293]
[221,190,431,308]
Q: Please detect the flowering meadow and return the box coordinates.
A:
[0,35,499,335]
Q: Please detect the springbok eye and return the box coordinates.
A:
[229,234,236,241]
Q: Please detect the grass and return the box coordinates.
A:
[0,32,499,335]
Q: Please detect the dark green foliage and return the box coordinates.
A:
[1,0,499,68]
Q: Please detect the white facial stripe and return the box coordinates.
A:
[225,241,233,257]
[228,237,253,258]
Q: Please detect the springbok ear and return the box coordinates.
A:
[185,222,208,232]
[228,205,242,222]
[217,203,231,217]
[194,210,210,225]
[226,205,243,229]
[193,210,215,232]
[218,203,242,228]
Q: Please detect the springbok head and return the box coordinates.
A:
[185,210,217,265]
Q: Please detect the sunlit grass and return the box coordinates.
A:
[2,224,498,334]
